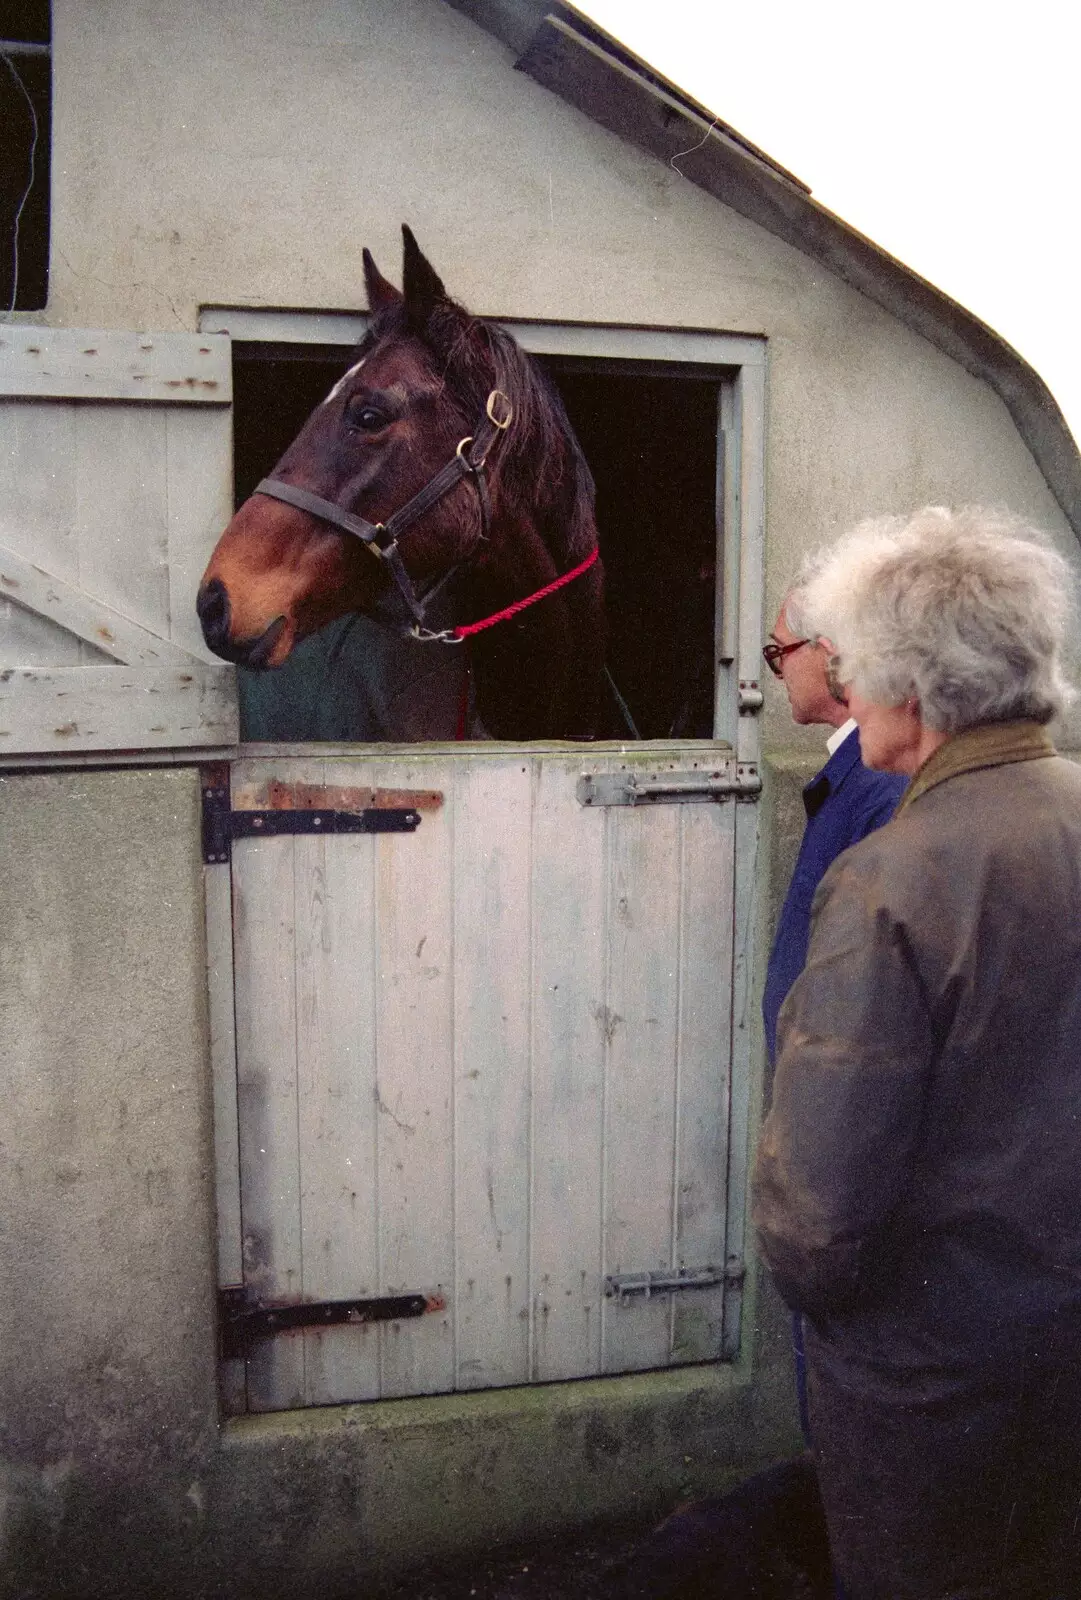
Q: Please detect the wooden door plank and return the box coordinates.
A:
[452,759,533,1390]
[0,327,231,402]
[0,399,78,581]
[205,855,246,1416]
[299,821,383,1403]
[74,405,171,637]
[364,754,456,1398]
[670,802,735,1363]
[601,802,682,1375]
[165,406,234,660]
[529,755,607,1380]
[230,762,304,1412]
[207,860,243,1290]
[290,756,383,1404]
[0,596,90,667]
[0,542,199,665]
[722,799,759,1359]
[0,664,237,753]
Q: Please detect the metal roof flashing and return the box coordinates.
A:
[443,0,1081,542]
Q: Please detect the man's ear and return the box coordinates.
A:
[823,648,848,706]
[817,635,837,655]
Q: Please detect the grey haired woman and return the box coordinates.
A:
[752,506,1081,1600]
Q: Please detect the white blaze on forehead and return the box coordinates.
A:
[322,356,366,407]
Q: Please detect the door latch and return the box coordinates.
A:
[577,767,760,806]
[604,1259,745,1304]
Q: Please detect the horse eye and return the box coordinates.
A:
[344,400,387,432]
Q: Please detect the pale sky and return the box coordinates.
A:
[577,1,1081,448]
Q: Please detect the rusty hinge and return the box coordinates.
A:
[201,766,427,864]
[219,1286,446,1361]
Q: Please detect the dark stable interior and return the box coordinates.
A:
[0,0,51,311]
[232,346,721,741]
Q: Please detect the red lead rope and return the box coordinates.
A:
[451,546,600,639]
[452,544,600,738]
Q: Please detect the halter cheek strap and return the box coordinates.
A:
[252,387,600,643]
[252,389,513,631]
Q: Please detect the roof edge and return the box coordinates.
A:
[444,1,1081,541]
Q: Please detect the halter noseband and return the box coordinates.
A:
[252,388,514,638]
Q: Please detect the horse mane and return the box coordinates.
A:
[364,298,598,571]
[354,238,606,737]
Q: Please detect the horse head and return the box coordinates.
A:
[197,226,605,737]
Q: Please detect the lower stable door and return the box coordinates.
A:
[209,745,742,1412]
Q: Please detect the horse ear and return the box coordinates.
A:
[401,224,447,331]
[363,248,403,315]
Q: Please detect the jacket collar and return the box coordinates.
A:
[898,720,1056,814]
[803,724,861,818]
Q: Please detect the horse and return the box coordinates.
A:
[197,226,606,740]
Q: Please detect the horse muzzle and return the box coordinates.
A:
[197,577,288,668]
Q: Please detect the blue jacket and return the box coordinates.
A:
[763,729,906,1064]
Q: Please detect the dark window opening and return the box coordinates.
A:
[231,345,722,742]
[0,1,50,312]
[544,359,719,739]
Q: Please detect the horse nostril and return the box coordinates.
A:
[197,578,231,651]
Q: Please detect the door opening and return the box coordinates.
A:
[231,344,724,742]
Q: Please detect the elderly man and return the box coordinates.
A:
[762,584,906,1469]
[762,583,906,1069]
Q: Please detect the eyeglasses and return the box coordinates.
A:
[762,638,811,677]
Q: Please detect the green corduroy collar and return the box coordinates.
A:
[897,719,1057,814]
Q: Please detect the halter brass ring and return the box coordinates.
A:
[486,389,514,430]
[456,436,475,464]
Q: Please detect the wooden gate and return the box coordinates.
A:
[209,744,754,1412]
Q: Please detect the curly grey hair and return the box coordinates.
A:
[797,506,1077,731]
[782,554,828,638]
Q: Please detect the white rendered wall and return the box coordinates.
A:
[45,0,1081,755]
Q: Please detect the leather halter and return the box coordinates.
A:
[252,389,514,639]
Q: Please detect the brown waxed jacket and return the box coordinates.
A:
[752,722,1081,1599]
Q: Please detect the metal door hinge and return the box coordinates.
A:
[738,681,764,714]
[201,768,423,863]
[604,1258,745,1304]
[219,1286,446,1361]
[577,766,760,806]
